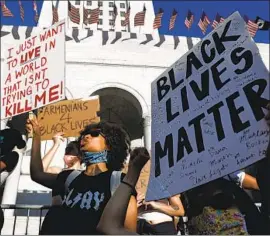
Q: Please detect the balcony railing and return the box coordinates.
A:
[1,204,50,235]
[0,203,262,235]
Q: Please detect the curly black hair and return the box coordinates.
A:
[79,121,131,171]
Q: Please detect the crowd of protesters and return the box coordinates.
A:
[0,102,269,235]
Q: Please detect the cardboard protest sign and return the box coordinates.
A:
[123,160,151,196]
[37,97,100,140]
[1,20,65,120]
[146,12,270,201]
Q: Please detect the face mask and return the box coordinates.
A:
[82,150,109,165]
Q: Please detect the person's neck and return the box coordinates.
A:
[84,163,108,176]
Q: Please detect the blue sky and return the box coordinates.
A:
[1,1,269,43]
[153,1,270,43]
[0,0,44,27]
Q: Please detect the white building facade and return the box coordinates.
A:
[0,0,269,212]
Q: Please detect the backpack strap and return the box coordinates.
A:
[110,171,122,196]
[64,170,82,193]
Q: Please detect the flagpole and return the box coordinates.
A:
[80,1,83,30]
[67,1,69,29]
[125,0,130,32]
[112,0,115,31]
[55,0,59,9]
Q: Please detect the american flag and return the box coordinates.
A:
[18,0,24,21]
[185,10,194,29]
[1,1,14,17]
[83,7,90,25]
[33,0,39,23]
[212,13,224,29]
[198,11,210,34]
[112,4,118,26]
[134,5,146,27]
[169,9,177,30]
[244,15,259,37]
[153,8,164,29]
[68,1,80,24]
[89,7,100,24]
[122,5,130,27]
[52,3,59,25]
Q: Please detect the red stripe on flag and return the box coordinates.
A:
[134,9,146,26]
[153,12,163,29]
[89,8,99,24]
[1,1,14,17]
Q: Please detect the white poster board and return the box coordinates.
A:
[146,12,270,201]
[1,20,65,119]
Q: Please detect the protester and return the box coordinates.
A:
[27,118,137,234]
[183,102,270,235]
[41,133,81,174]
[0,128,26,185]
[137,193,184,234]
[25,124,82,175]
[98,103,270,235]
[255,103,270,233]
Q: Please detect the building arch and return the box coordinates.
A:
[87,82,149,117]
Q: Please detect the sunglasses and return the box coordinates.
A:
[84,129,105,138]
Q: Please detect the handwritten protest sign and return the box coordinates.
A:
[146,12,270,201]
[123,160,151,196]
[1,20,65,120]
[37,97,100,140]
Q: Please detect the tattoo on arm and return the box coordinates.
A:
[172,206,179,211]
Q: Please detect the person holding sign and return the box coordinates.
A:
[97,104,270,235]
[137,194,184,234]
[27,118,138,234]
[35,132,81,174]
[182,104,270,235]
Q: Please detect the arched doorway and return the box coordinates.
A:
[91,87,144,144]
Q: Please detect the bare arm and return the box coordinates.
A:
[28,119,58,189]
[146,194,185,217]
[97,147,149,235]
[46,166,62,174]
[42,133,64,172]
[242,173,259,190]
[124,195,138,232]
[97,169,138,235]
[0,161,7,172]
[42,143,60,171]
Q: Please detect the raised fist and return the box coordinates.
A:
[129,147,150,173]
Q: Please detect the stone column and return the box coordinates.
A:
[143,115,151,151]
[2,139,26,217]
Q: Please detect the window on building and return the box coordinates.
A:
[109,11,114,16]
[75,0,80,5]
[99,10,103,16]
[109,2,114,7]
[121,20,126,26]
[98,1,103,7]
[86,0,92,6]
[120,3,125,8]
[109,20,114,26]
[98,19,103,25]
[120,11,125,17]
